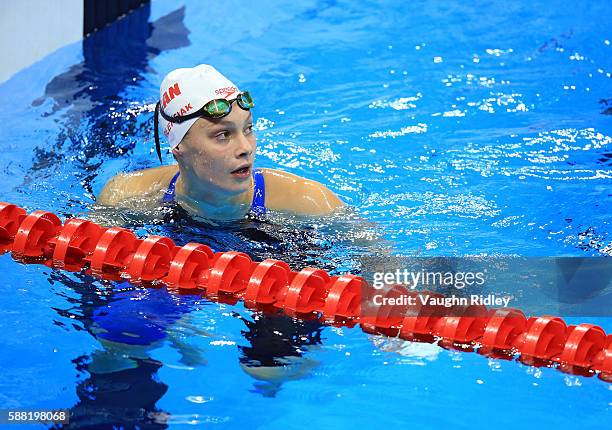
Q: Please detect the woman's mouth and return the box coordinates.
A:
[231,165,251,179]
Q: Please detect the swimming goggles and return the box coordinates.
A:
[154,91,255,163]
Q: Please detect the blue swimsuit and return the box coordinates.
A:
[92,170,266,347]
[162,168,266,215]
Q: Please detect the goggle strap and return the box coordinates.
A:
[160,106,204,124]
[154,102,163,164]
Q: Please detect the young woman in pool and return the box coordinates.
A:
[98,64,344,220]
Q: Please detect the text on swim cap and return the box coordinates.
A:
[162,83,182,109]
[214,86,237,98]
[162,103,193,136]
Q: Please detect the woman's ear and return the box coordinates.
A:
[171,144,182,160]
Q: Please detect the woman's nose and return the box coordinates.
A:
[235,133,254,158]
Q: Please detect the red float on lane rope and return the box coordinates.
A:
[591,335,612,380]
[361,284,413,335]
[207,251,253,296]
[165,242,214,291]
[244,259,292,307]
[480,308,527,350]
[12,211,62,258]
[88,227,139,274]
[50,219,106,268]
[279,267,330,316]
[128,236,177,282]
[557,324,606,369]
[0,203,26,242]
[399,291,444,340]
[322,275,362,323]
[517,316,567,361]
[433,304,488,344]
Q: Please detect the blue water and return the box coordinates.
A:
[0,0,611,428]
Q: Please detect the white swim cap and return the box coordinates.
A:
[157,64,241,150]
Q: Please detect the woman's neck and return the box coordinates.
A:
[174,169,254,220]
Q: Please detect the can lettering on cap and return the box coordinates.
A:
[162,83,182,109]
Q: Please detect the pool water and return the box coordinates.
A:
[0,0,611,428]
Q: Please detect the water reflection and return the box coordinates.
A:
[237,313,323,397]
[59,355,169,429]
[48,270,174,429]
[47,258,330,426]
[26,3,190,200]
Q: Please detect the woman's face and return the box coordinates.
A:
[173,106,256,196]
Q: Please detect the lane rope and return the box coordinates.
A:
[1,202,610,382]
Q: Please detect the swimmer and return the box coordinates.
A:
[98,64,345,220]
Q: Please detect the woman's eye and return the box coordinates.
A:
[244,124,254,135]
[215,131,231,140]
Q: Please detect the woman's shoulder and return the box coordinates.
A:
[259,168,321,186]
[258,168,345,215]
[97,165,179,207]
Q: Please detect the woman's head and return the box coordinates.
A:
[173,104,256,196]
[156,65,256,196]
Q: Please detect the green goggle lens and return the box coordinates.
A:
[202,92,254,118]
[237,91,255,109]
[204,99,231,117]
